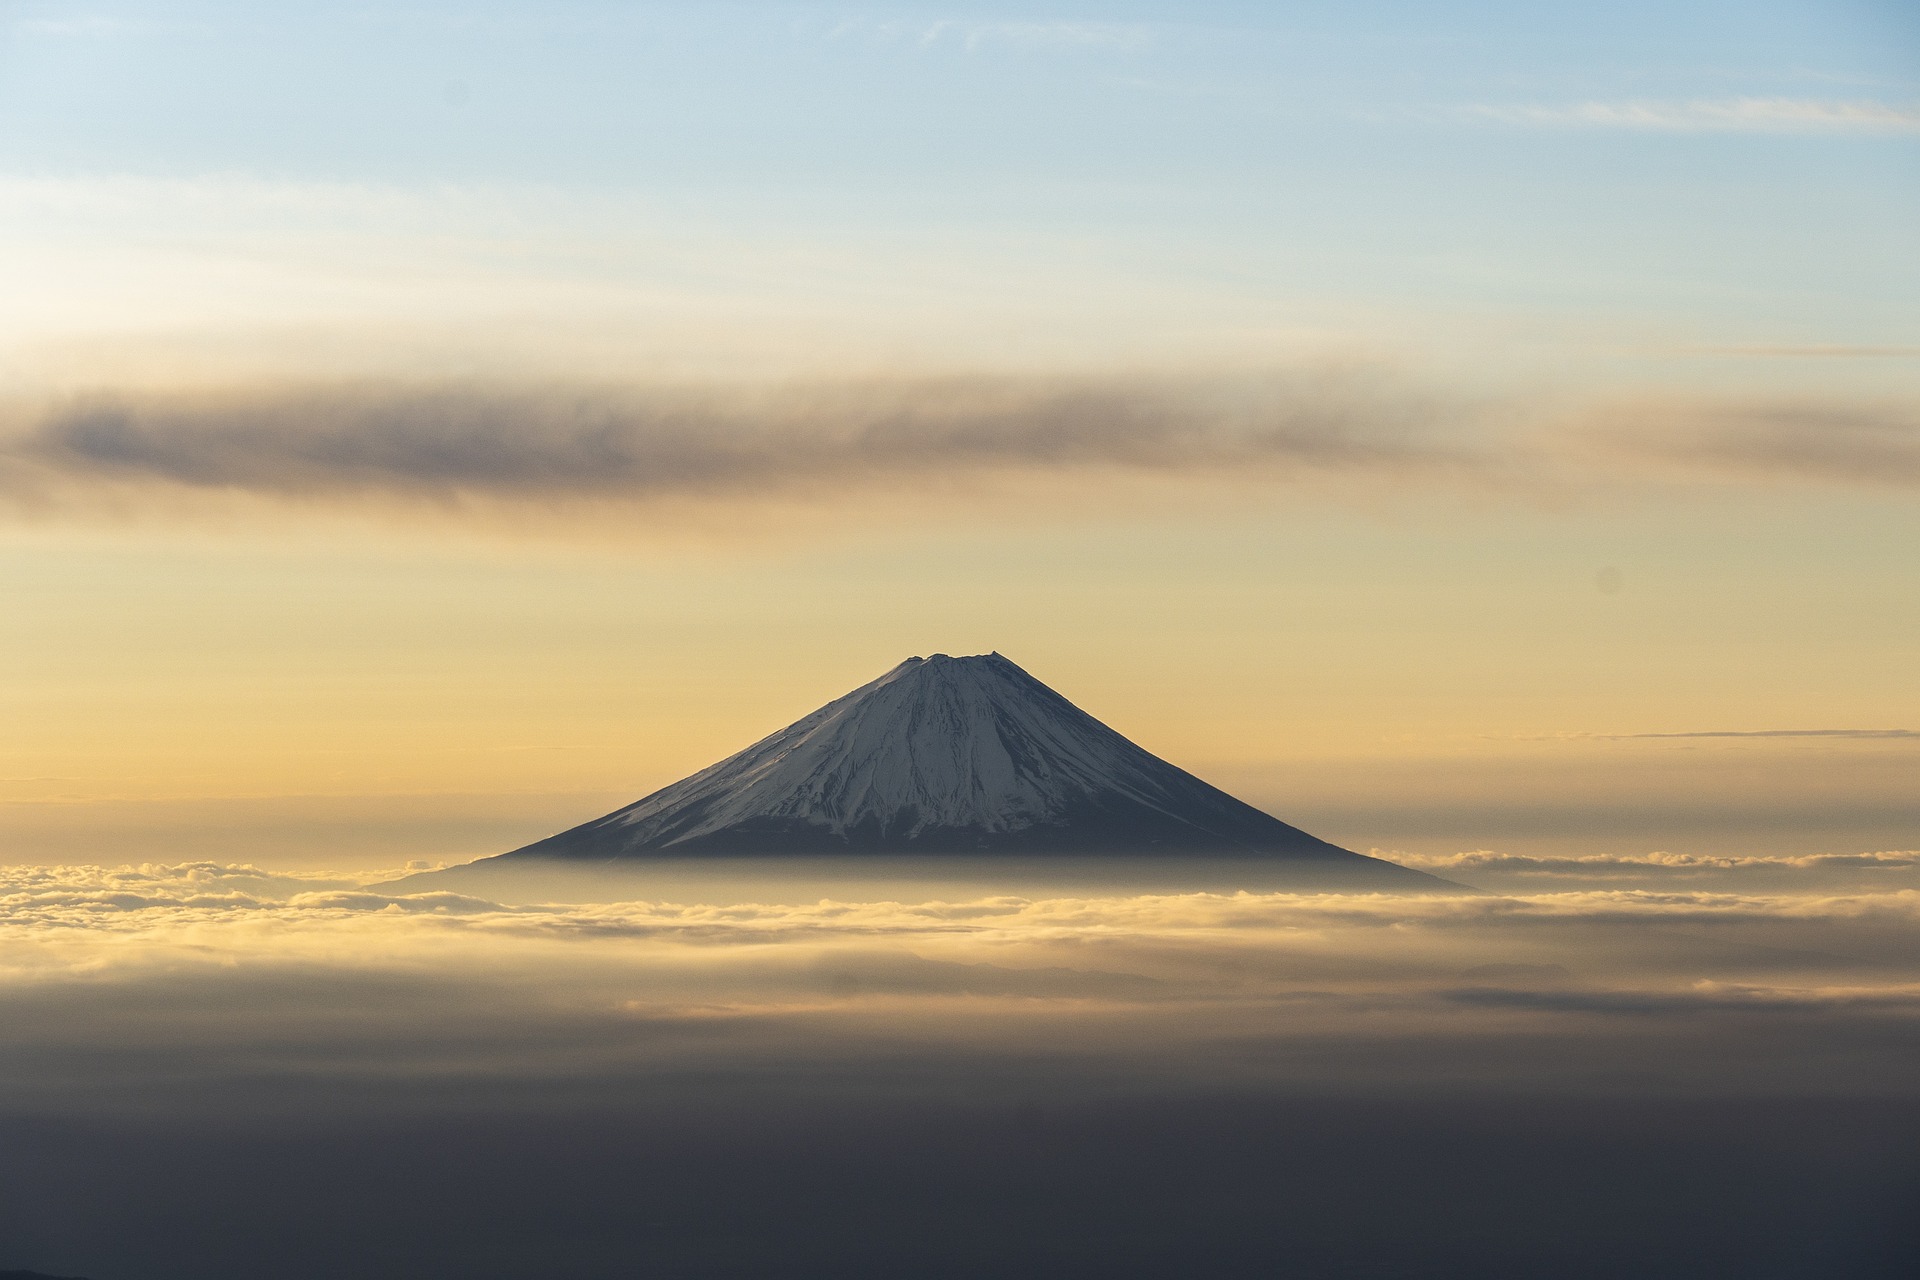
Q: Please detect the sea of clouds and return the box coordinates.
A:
[3,854,1917,1278]
[5,854,1919,1105]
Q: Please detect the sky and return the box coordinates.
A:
[0,0,1916,866]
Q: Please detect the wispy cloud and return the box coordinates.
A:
[1609,729,1920,741]
[929,19,1151,52]
[4,377,1918,532]
[1586,398,1920,488]
[826,17,1152,53]
[0,374,1494,519]
[1511,727,1920,744]
[14,14,141,39]
[1513,728,1920,742]
[1683,345,1920,359]
[1467,97,1920,135]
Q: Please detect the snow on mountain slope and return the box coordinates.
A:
[497,653,1388,862]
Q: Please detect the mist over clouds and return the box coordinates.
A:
[1396,848,1920,895]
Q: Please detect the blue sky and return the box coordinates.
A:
[6,2,1915,182]
[2,0,1914,372]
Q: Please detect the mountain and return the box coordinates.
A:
[482,653,1438,885]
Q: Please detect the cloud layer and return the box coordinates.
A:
[4,858,1917,1278]
[7,858,1920,1095]
[4,376,1917,532]
[1395,849,1920,895]
[0,374,1491,522]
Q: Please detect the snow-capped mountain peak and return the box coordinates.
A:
[497,652,1383,862]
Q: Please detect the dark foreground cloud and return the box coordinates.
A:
[4,1095,1914,1280]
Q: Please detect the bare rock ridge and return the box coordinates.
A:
[488,653,1436,883]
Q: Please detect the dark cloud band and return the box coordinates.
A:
[0,375,1481,509]
[3,380,1915,529]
